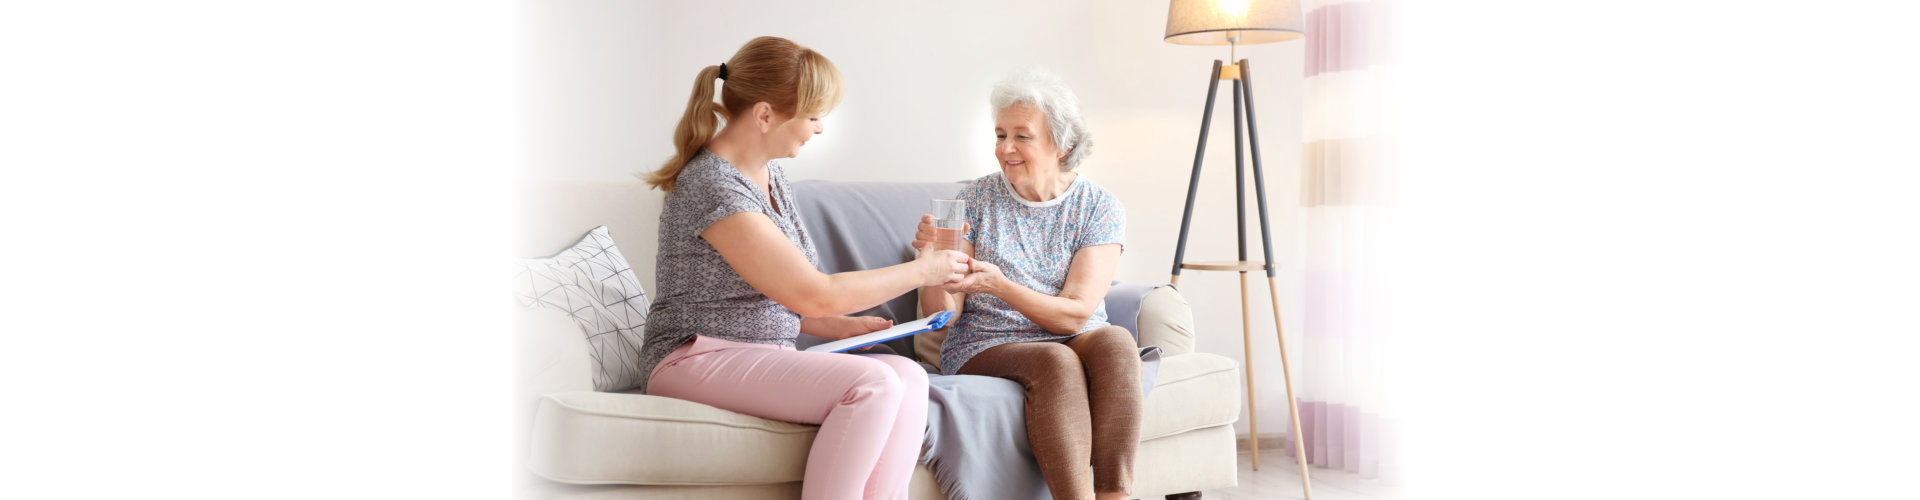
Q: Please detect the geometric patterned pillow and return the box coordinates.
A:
[513,226,650,392]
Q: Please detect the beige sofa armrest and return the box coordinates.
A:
[1136,286,1196,356]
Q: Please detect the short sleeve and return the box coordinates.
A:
[682,166,768,237]
[1077,190,1126,252]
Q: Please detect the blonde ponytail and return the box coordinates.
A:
[642,37,844,191]
[645,64,727,191]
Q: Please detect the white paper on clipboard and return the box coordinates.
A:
[804,310,955,353]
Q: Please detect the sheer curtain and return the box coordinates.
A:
[1293,0,1398,482]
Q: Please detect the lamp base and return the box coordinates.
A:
[1165,58,1313,500]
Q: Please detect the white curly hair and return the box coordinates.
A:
[989,66,1093,171]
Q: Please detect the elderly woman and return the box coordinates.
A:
[914,67,1139,500]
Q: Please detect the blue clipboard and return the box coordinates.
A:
[804,310,955,353]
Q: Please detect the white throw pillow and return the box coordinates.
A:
[513,226,650,392]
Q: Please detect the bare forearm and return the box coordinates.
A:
[919,286,963,317]
[798,316,834,337]
[803,263,923,316]
[803,314,898,341]
[708,212,965,318]
[916,242,973,320]
[988,281,1095,335]
[955,246,1119,335]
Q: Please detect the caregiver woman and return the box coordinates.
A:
[634,36,970,500]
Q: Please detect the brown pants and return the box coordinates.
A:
[958,326,1144,500]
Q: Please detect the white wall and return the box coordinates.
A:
[522,0,1311,437]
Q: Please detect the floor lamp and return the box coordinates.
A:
[1163,1,1312,498]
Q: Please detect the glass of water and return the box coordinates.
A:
[928,198,966,252]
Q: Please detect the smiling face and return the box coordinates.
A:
[994,102,1064,184]
[768,111,825,159]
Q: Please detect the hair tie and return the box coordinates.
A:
[717,63,729,80]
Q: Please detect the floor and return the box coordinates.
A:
[1194,451,1401,500]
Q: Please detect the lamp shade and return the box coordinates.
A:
[1164,0,1304,45]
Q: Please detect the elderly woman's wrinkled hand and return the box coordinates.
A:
[942,259,1004,295]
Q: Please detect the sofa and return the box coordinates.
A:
[513,179,1243,499]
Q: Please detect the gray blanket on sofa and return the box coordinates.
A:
[921,347,1160,500]
[786,180,1171,498]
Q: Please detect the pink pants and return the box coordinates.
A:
[648,335,929,500]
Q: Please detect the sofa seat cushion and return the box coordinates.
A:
[529,352,1243,486]
[1141,352,1242,440]
[529,391,816,486]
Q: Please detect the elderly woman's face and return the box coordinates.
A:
[994,102,1063,178]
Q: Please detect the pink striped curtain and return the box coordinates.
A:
[1292,0,1399,482]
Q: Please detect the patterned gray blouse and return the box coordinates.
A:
[635,150,819,394]
[938,172,1126,375]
